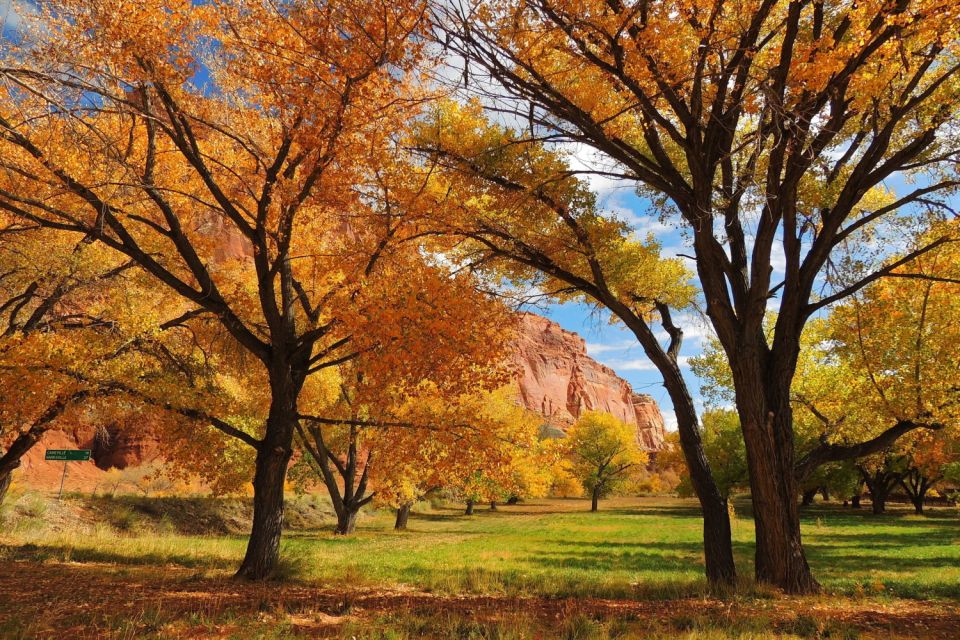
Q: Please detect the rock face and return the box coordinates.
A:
[513,313,666,450]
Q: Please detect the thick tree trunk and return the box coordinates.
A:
[395,503,411,530]
[820,487,830,502]
[235,442,291,579]
[733,356,819,594]
[591,487,599,512]
[235,373,298,581]
[335,508,359,535]
[0,469,11,506]
[465,500,474,515]
[861,468,899,516]
[801,487,817,506]
[911,495,924,515]
[851,494,861,509]
[871,493,886,515]
[489,501,497,511]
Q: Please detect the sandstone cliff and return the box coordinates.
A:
[513,313,666,450]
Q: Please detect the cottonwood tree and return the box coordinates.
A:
[417,101,736,586]
[423,386,547,515]
[0,218,238,503]
[292,281,512,535]
[566,411,647,512]
[439,0,960,592]
[0,0,454,579]
[694,229,960,512]
[898,428,958,513]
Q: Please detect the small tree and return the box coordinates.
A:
[567,412,647,512]
[899,428,959,514]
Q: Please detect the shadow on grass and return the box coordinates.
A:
[0,542,238,571]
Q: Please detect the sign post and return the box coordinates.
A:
[44,449,91,499]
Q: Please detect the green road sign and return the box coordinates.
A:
[44,449,91,462]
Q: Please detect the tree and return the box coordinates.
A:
[293,283,512,535]
[566,411,647,512]
[416,101,737,587]
[857,451,906,514]
[440,0,960,593]
[0,218,245,504]
[436,387,549,515]
[694,231,960,516]
[0,0,454,579]
[898,428,959,513]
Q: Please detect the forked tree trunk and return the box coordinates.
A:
[395,503,411,530]
[465,500,474,515]
[335,509,359,535]
[820,487,830,502]
[860,467,900,516]
[590,487,599,512]
[801,487,817,506]
[901,470,934,515]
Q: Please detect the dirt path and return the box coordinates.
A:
[1,560,958,638]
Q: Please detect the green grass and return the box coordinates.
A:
[1,494,957,602]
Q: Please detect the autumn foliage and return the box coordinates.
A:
[0,0,958,595]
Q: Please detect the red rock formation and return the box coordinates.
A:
[513,313,666,450]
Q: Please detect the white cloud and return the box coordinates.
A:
[565,143,634,199]
[615,355,690,371]
[584,339,637,357]
[662,412,678,432]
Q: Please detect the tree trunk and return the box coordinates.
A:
[235,378,298,581]
[0,469,11,506]
[871,493,886,515]
[395,503,411,530]
[911,495,924,514]
[861,467,899,516]
[732,358,819,594]
[604,295,736,588]
[820,487,830,502]
[591,487,599,512]
[506,495,519,505]
[851,494,861,509]
[900,471,933,515]
[235,442,291,579]
[489,501,497,511]
[646,337,736,588]
[801,487,817,506]
[335,508,358,535]
[465,500,474,515]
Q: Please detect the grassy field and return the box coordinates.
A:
[0,492,958,638]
